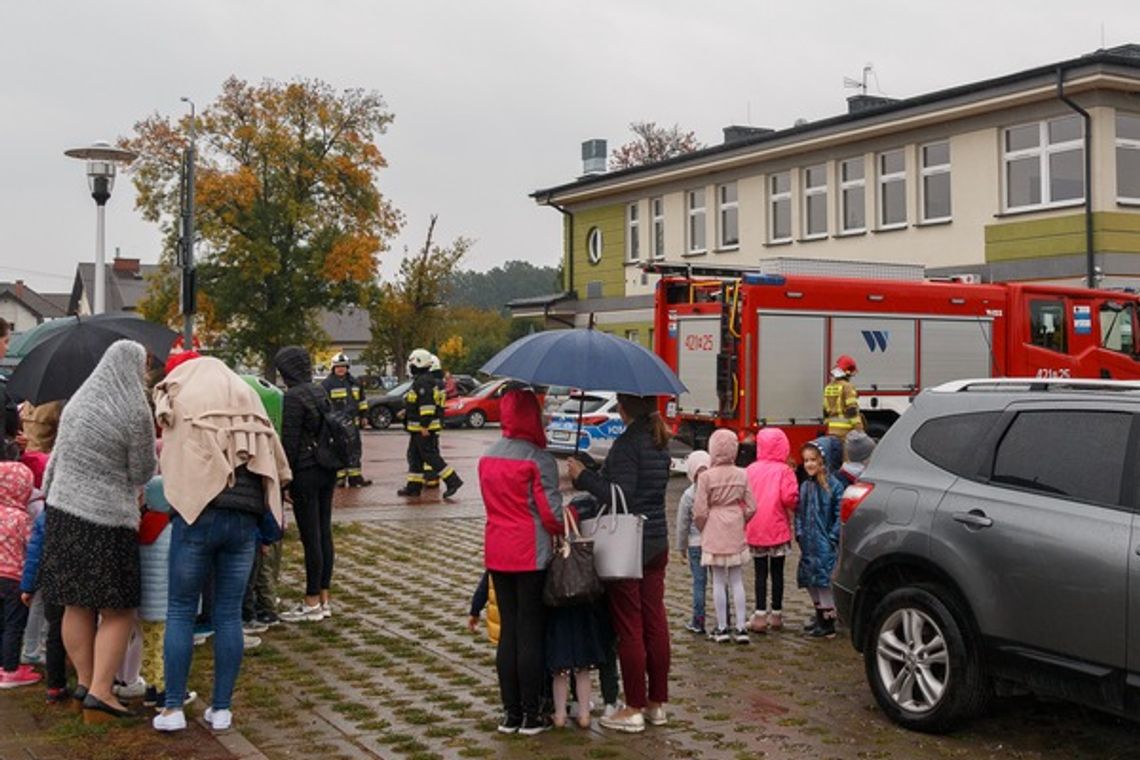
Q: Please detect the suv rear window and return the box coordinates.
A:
[911,412,1000,476]
[990,410,1132,506]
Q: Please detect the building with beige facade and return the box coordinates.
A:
[524,45,1140,347]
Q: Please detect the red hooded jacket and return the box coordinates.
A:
[479,390,563,572]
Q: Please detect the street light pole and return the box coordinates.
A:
[64,141,138,315]
[180,97,197,348]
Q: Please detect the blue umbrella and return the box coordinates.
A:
[480,329,686,396]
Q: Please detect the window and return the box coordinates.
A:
[1004,116,1084,210]
[626,203,640,262]
[1029,299,1067,353]
[1117,113,1140,202]
[769,172,791,242]
[586,227,603,265]
[718,182,739,248]
[912,412,1001,476]
[991,411,1131,506]
[877,149,906,228]
[921,142,951,222]
[651,197,665,259]
[625,329,639,343]
[803,164,828,238]
[1100,302,1136,354]
[648,327,655,349]
[840,157,866,233]
[687,189,706,253]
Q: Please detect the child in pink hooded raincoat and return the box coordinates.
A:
[693,429,756,644]
[744,428,799,633]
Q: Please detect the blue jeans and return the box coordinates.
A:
[164,510,257,710]
[687,546,707,627]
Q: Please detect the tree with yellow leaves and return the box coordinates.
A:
[125,76,402,375]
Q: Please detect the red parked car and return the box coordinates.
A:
[443,379,544,428]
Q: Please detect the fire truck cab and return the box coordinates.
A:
[651,262,1140,453]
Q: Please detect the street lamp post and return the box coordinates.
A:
[64,141,138,315]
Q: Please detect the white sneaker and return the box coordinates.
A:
[644,704,667,726]
[204,706,233,731]
[599,707,645,733]
[279,602,324,623]
[321,601,332,619]
[602,701,623,718]
[153,709,187,732]
[114,676,147,700]
[243,634,262,650]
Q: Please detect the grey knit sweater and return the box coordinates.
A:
[43,340,156,530]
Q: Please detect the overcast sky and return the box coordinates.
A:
[2,1,1138,294]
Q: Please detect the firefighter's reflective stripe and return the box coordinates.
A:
[418,405,437,415]
[438,466,455,479]
[329,388,349,399]
[406,473,425,483]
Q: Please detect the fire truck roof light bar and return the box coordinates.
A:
[934,378,1140,394]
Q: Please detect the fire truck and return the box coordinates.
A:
[649,261,1140,453]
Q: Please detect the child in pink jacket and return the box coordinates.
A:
[744,428,799,633]
[694,429,756,644]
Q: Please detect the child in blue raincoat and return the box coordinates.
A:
[795,437,843,639]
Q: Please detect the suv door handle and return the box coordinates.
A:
[952,510,993,529]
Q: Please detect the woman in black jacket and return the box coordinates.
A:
[274,346,338,623]
[567,394,672,734]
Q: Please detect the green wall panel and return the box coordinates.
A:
[985,211,1140,262]
[568,205,627,298]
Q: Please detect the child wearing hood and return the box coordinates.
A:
[796,438,844,639]
[0,461,40,688]
[693,429,756,644]
[744,428,799,633]
[675,450,711,635]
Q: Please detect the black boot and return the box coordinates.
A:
[808,608,836,639]
[396,485,421,498]
[348,475,372,487]
[442,474,464,500]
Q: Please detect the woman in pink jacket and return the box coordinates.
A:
[693,429,756,644]
[743,428,799,633]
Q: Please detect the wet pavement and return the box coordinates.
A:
[6,426,1139,758]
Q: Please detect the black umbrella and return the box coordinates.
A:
[7,314,177,404]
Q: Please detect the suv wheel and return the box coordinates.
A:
[466,410,487,429]
[369,405,393,430]
[864,585,988,733]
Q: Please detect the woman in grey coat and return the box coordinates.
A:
[38,340,156,721]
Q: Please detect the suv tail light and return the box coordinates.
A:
[840,482,874,524]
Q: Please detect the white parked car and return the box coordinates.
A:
[545,391,625,458]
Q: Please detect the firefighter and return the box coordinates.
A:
[823,355,863,440]
[397,349,463,500]
[321,351,371,487]
[421,354,448,489]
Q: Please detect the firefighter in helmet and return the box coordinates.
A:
[823,355,863,439]
[321,351,371,487]
[398,348,463,499]
[421,354,448,489]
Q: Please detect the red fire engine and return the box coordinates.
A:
[649,262,1140,453]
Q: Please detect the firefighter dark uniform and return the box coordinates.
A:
[422,359,448,488]
[398,350,463,499]
[823,355,863,440]
[322,357,370,487]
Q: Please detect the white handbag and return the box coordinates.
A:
[580,484,645,580]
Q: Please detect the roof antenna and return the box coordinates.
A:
[843,63,874,95]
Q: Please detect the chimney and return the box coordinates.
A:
[14,280,24,300]
[722,125,774,145]
[112,256,140,275]
[581,139,607,176]
[846,94,899,114]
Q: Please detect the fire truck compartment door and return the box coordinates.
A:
[756,313,826,422]
[832,316,916,391]
[920,318,993,388]
[676,316,721,415]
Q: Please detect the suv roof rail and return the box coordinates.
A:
[932,377,1140,393]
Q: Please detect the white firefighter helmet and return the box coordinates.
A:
[407,348,434,372]
[331,351,350,368]
[429,354,442,372]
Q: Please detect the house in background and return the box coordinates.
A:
[0,280,69,332]
[528,45,1140,343]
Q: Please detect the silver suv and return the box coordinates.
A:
[835,379,1140,733]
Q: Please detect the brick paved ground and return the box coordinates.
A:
[3,427,1139,759]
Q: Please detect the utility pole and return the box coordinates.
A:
[180,97,197,348]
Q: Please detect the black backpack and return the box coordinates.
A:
[314,402,353,471]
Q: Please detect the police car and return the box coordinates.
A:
[545,391,625,457]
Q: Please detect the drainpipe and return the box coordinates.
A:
[1057,67,1096,289]
[549,200,575,296]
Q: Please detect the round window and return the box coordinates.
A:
[587,227,603,265]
